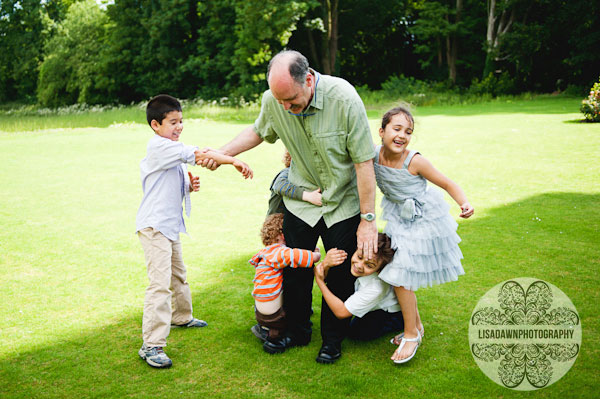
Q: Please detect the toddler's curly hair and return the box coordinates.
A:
[261,213,284,246]
[282,150,292,168]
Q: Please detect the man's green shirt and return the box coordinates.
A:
[254,70,375,227]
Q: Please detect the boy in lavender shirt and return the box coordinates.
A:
[136,94,252,368]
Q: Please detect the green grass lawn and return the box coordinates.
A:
[1,96,598,398]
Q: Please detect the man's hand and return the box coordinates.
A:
[356,219,378,260]
[232,159,253,179]
[302,188,322,206]
[196,147,222,170]
[188,172,200,192]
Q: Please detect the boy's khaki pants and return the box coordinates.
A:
[138,227,193,347]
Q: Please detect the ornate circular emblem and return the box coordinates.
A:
[468,277,581,390]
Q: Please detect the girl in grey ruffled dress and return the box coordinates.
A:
[374,106,474,364]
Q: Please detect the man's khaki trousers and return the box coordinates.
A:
[138,227,193,347]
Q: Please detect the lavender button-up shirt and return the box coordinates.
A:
[136,135,198,241]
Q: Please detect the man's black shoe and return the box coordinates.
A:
[262,335,309,354]
[316,344,341,364]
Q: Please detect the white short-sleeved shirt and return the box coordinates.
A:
[344,272,402,318]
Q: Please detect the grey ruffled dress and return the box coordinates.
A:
[374,145,464,291]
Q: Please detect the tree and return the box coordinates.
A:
[232,0,312,98]
[482,0,534,77]
[319,0,339,75]
[180,0,238,99]
[289,0,339,75]
[336,0,418,88]
[37,0,111,106]
[488,0,600,91]
[0,0,58,102]
[410,0,468,83]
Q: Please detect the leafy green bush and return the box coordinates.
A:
[563,84,588,97]
[468,72,517,97]
[580,78,600,122]
[381,74,431,96]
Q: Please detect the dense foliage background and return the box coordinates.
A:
[0,0,598,107]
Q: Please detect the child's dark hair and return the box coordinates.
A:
[146,94,182,126]
[261,213,284,246]
[376,233,396,270]
[381,105,414,130]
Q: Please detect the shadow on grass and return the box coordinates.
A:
[2,192,599,398]
[563,118,597,124]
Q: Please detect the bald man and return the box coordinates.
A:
[200,50,377,364]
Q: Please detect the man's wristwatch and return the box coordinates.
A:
[360,212,375,222]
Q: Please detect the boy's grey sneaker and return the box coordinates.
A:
[172,317,208,328]
[251,324,269,342]
[138,344,172,368]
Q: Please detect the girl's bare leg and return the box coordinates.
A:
[391,286,420,361]
[415,295,423,334]
[391,291,424,345]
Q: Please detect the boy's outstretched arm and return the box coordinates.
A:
[195,149,253,179]
[199,126,263,170]
[314,249,351,319]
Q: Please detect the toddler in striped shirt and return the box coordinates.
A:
[249,213,321,347]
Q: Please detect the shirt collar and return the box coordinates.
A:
[309,69,323,110]
[356,272,380,286]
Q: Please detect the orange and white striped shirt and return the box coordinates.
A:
[249,243,315,302]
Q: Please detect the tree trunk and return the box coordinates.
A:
[484,0,498,77]
[329,0,338,74]
[320,0,338,75]
[307,29,320,71]
[484,0,515,77]
[445,0,462,83]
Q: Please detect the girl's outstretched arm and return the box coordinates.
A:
[411,155,474,218]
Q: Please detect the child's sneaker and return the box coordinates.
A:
[138,344,172,368]
[172,318,208,328]
[251,324,269,342]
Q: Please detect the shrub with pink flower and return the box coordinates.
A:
[580,77,600,122]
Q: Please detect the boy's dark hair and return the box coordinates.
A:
[376,233,396,271]
[146,94,182,126]
[261,213,284,246]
